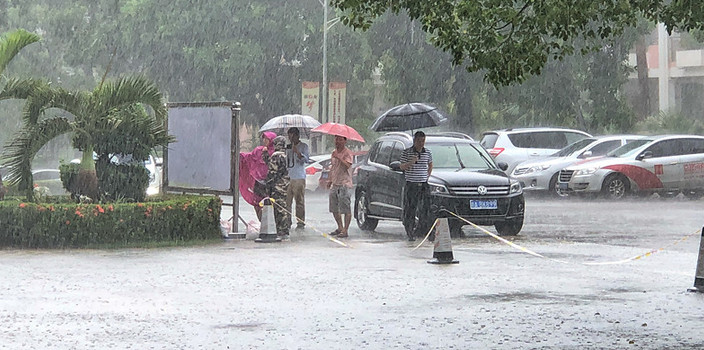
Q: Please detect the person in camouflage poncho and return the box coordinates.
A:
[267,136,291,237]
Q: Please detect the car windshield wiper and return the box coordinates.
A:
[472,144,495,168]
[453,144,465,169]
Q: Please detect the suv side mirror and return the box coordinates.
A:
[497,162,508,171]
[389,161,402,171]
[636,151,652,161]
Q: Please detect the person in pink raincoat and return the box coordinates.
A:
[239,131,277,220]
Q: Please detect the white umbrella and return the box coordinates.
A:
[259,114,322,137]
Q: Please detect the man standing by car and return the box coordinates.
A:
[286,127,310,230]
[399,131,433,241]
[328,135,354,238]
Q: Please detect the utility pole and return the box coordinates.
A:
[322,0,328,125]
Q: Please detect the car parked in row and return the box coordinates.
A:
[481,127,592,175]
[305,154,331,192]
[355,132,525,237]
[558,135,704,199]
[512,135,645,196]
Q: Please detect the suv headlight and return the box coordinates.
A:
[575,167,599,176]
[510,180,522,194]
[428,182,448,194]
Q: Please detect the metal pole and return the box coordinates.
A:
[231,102,242,235]
[322,0,328,126]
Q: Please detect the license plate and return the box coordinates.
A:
[470,199,497,210]
[558,182,568,190]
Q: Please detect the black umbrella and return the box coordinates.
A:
[370,103,449,132]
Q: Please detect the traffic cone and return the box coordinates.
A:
[427,218,459,264]
[255,198,281,243]
[688,226,704,292]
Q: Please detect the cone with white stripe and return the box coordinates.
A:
[255,198,281,243]
[427,218,459,264]
[688,227,704,292]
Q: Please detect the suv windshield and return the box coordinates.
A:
[552,138,596,157]
[427,143,495,169]
[607,139,653,157]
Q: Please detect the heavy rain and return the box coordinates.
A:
[1,1,704,349]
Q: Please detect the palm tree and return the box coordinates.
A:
[2,76,168,201]
[0,29,41,198]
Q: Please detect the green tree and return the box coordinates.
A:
[331,1,701,86]
[1,76,167,201]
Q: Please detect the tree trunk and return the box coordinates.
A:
[451,71,475,134]
[76,145,99,201]
[635,36,651,121]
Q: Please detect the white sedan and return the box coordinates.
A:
[305,154,331,192]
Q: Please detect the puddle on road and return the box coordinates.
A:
[462,292,625,304]
[213,322,266,330]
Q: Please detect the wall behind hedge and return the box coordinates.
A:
[0,195,221,248]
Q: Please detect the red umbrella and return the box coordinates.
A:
[311,122,365,143]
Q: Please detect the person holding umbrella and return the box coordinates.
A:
[327,135,354,238]
[285,127,310,230]
[399,131,433,241]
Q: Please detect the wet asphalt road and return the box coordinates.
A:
[1,192,704,349]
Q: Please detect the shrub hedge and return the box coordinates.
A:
[0,195,221,248]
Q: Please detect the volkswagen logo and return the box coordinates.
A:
[477,185,488,195]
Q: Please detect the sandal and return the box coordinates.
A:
[329,229,341,236]
[337,232,349,238]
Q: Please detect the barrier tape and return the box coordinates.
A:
[443,210,698,265]
[270,199,351,248]
[411,219,439,251]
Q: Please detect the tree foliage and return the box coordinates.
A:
[331,0,698,86]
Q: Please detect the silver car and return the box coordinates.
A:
[512,135,644,196]
[558,135,704,199]
[481,127,592,175]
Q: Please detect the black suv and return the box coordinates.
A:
[354,132,525,236]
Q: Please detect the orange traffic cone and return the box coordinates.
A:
[255,198,281,243]
[427,218,459,264]
[688,227,704,292]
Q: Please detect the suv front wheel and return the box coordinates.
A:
[494,217,523,236]
[355,190,378,231]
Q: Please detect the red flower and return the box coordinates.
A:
[19,203,26,208]
[137,203,144,207]
[108,205,114,211]
[96,205,105,213]
[65,220,70,225]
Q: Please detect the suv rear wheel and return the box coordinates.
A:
[494,217,523,236]
[355,190,378,231]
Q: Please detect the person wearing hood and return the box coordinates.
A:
[266,135,291,238]
[239,131,277,221]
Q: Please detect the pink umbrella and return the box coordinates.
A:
[311,122,365,143]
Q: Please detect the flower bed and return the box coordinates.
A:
[0,195,221,248]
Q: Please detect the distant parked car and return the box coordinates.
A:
[71,153,160,196]
[481,127,592,175]
[512,135,645,196]
[305,154,331,192]
[32,169,69,196]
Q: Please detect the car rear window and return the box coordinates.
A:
[508,131,588,149]
[480,133,499,148]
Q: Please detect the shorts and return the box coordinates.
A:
[329,185,351,214]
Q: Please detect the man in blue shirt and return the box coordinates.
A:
[286,127,310,229]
